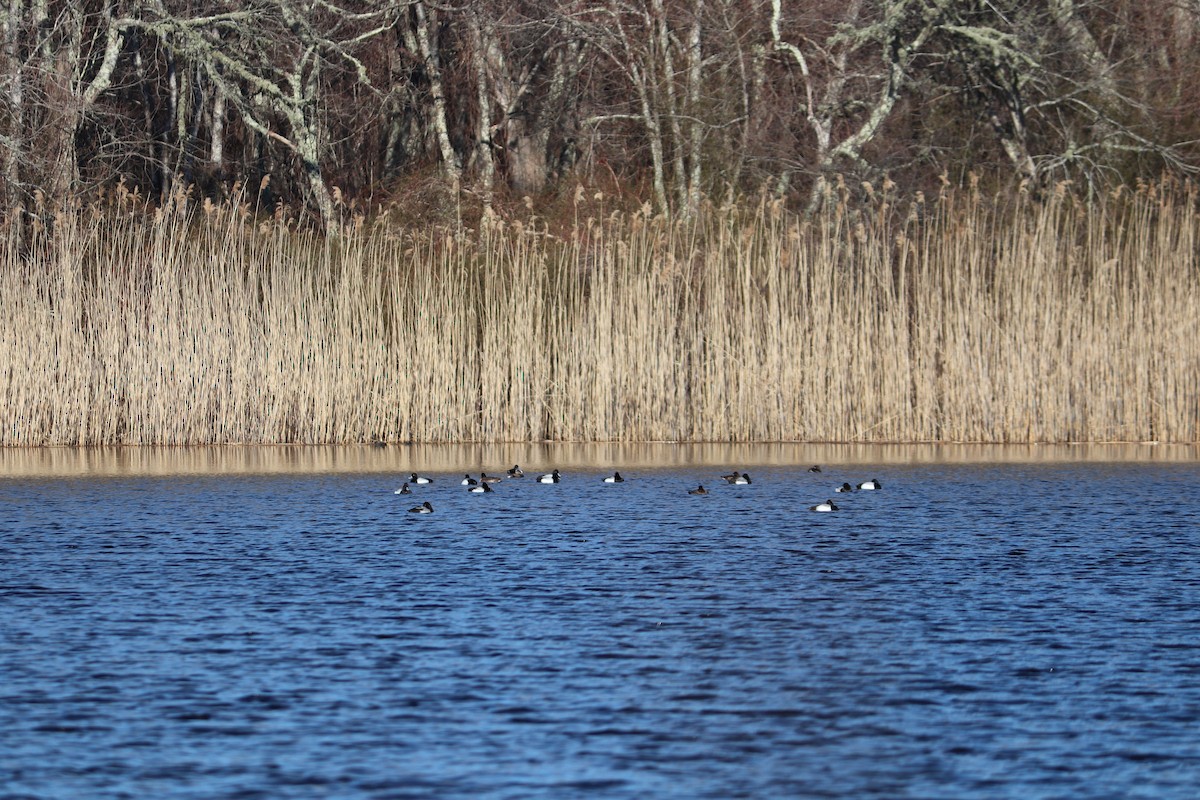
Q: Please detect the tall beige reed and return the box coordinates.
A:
[1,183,1196,444]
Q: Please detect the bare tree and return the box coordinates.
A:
[474,3,583,197]
[2,0,1198,228]
[409,1,460,200]
[0,0,126,211]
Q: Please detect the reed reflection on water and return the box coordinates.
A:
[2,446,1198,799]
[1,441,1194,478]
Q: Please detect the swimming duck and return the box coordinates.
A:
[857,479,882,490]
[410,473,433,485]
[394,482,412,495]
[688,485,709,495]
[810,499,839,512]
[603,472,625,483]
[809,465,822,473]
[731,473,752,485]
[537,469,561,483]
[408,501,434,513]
[835,482,854,493]
[721,471,742,483]
[467,483,494,493]
[480,473,503,484]
[507,464,524,478]
[461,474,478,486]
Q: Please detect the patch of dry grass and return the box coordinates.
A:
[1,182,1196,444]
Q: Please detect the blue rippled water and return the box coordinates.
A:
[2,459,1199,799]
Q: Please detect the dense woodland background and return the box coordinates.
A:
[2,0,1199,229]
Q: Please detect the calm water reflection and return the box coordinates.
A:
[2,441,1195,478]
[2,447,1199,798]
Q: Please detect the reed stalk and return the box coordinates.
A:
[1,183,1196,445]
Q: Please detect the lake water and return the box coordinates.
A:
[2,445,1199,799]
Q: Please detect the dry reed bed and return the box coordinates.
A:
[1,185,1196,445]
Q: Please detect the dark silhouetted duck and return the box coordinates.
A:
[688,485,708,495]
[480,473,503,484]
[835,482,854,493]
[721,471,741,483]
[809,465,822,473]
[603,472,625,483]
[507,465,524,478]
[394,482,412,495]
[408,501,433,513]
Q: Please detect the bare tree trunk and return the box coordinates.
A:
[610,8,669,212]
[770,0,866,212]
[43,28,82,203]
[33,0,124,207]
[297,132,335,227]
[477,12,554,196]
[1048,0,1120,104]
[181,64,203,187]
[1047,0,1121,169]
[684,0,703,214]
[131,41,161,195]
[2,0,24,222]
[631,61,669,213]
[396,22,429,166]
[413,2,460,196]
[295,58,335,229]
[162,51,179,201]
[712,0,758,201]
[990,110,1037,184]
[774,0,951,212]
[506,126,549,195]
[467,10,495,216]
[381,94,408,174]
[650,0,687,209]
[210,81,226,172]
[544,40,582,182]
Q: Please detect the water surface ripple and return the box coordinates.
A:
[2,461,1199,798]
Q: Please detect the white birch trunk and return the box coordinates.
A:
[162,53,178,200]
[210,82,226,171]
[413,2,460,196]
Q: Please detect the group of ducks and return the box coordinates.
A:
[688,467,881,511]
[398,464,882,514]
